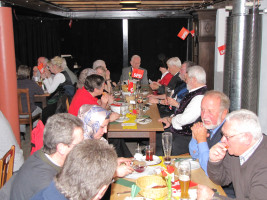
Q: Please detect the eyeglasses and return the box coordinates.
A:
[223,132,245,140]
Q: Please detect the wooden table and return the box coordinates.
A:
[110,155,226,200]
[34,93,50,109]
[107,103,164,151]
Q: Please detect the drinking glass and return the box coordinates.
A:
[178,161,191,200]
[138,103,144,119]
[162,132,172,165]
[145,145,154,161]
[120,105,128,120]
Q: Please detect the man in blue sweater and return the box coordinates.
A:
[189,90,230,175]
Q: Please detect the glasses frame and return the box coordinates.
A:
[223,132,246,140]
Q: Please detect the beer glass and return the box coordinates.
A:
[162,132,172,165]
[120,105,128,120]
[178,160,191,199]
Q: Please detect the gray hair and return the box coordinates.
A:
[225,109,262,140]
[43,113,84,155]
[77,68,97,89]
[17,65,30,79]
[61,57,68,70]
[166,57,182,68]
[131,55,141,62]
[92,60,106,70]
[183,61,195,70]
[204,90,230,112]
[84,74,105,92]
[55,140,117,200]
[187,65,206,84]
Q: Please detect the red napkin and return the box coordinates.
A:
[172,180,198,190]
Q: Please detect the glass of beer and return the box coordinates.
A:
[178,160,191,199]
[162,132,172,165]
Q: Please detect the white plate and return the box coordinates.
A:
[125,166,156,179]
[115,117,129,123]
[175,159,200,170]
[141,155,162,166]
[136,118,152,125]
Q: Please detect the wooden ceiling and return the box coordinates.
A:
[2,0,231,18]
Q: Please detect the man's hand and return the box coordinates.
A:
[197,184,214,200]
[191,122,209,143]
[108,95,114,105]
[166,97,179,108]
[149,97,159,104]
[110,112,120,122]
[101,93,109,104]
[158,117,171,129]
[150,82,159,90]
[209,143,227,162]
[115,165,134,178]
[117,157,132,166]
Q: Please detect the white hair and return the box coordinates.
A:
[225,109,262,140]
[92,60,106,70]
[187,65,206,84]
[166,57,181,68]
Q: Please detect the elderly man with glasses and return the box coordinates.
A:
[197,109,267,200]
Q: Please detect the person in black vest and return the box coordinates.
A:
[157,65,207,155]
[189,90,230,175]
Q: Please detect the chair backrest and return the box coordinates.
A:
[0,145,15,188]
[17,88,32,117]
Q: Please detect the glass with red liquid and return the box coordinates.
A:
[145,145,154,161]
[132,160,146,173]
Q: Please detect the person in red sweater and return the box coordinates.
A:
[150,60,173,91]
[68,74,111,116]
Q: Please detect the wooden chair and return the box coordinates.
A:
[0,145,15,188]
[17,88,41,138]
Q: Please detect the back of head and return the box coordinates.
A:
[51,56,64,70]
[55,139,117,200]
[187,65,206,85]
[84,74,105,92]
[225,109,262,140]
[17,65,30,79]
[183,61,195,70]
[77,68,97,89]
[43,113,83,155]
[92,60,106,70]
[204,90,230,112]
[166,57,181,68]
[157,59,168,69]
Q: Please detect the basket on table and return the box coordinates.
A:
[136,175,168,199]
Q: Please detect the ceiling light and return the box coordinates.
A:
[120,0,141,4]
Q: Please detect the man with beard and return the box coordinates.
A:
[189,90,230,175]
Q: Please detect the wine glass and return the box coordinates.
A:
[162,132,172,165]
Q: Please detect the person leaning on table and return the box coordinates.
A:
[197,109,267,200]
[30,140,118,200]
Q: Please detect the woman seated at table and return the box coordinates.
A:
[41,56,73,94]
[78,104,133,158]
[17,65,44,133]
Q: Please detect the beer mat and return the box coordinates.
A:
[122,114,138,129]
[172,180,198,190]
[115,179,141,196]
[122,123,137,126]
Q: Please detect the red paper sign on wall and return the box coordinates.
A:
[177,27,190,40]
[132,68,144,79]
[218,44,226,55]
[37,63,44,74]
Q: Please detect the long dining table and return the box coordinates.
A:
[34,92,50,109]
[110,154,226,199]
[107,103,164,151]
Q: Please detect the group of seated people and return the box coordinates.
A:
[8,53,267,199]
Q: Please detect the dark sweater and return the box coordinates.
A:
[208,135,267,200]
[11,150,61,200]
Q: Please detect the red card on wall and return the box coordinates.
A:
[132,68,144,79]
[177,27,190,40]
[218,44,226,55]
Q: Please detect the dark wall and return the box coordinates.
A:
[13,15,189,82]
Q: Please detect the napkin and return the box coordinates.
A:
[172,180,198,190]
[123,113,137,129]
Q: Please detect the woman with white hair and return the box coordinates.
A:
[41,56,72,94]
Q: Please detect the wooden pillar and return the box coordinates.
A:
[0,6,20,145]
[194,10,217,90]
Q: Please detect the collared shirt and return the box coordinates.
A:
[240,136,263,165]
[161,71,169,80]
[45,153,60,167]
[189,120,225,176]
[171,86,205,130]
